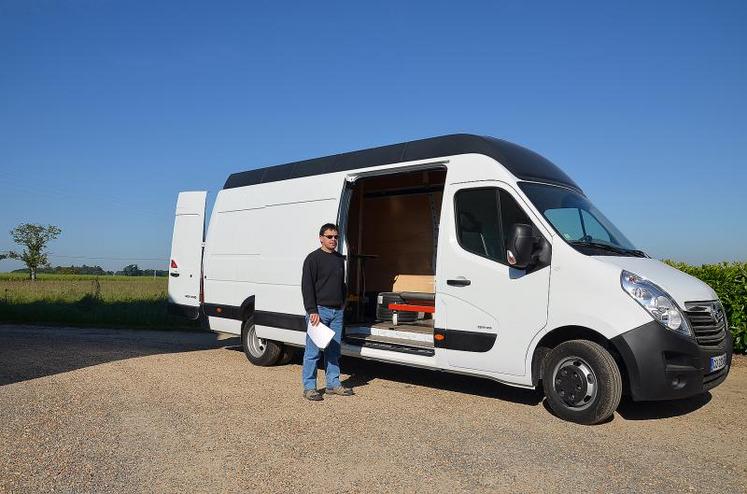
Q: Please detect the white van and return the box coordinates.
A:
[168,134,732,424]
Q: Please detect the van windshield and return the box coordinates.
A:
[518,182,645,257]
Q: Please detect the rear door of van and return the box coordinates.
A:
[167,191,207,319]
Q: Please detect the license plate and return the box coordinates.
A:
[710,354,727,372]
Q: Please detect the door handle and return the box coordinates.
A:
[447,278,471,287]
[170,272,180,278]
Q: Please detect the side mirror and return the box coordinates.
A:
[506,223,536,269]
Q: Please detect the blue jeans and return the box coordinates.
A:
[303,305,344,391]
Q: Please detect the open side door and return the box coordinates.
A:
[167,191,207,319]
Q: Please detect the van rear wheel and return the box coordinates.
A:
[541,340,622,425]
[241,318,282,366]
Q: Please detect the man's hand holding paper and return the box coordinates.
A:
[307,320,335,349]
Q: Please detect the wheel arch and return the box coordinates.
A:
[530,325,630,392]
[239,295,255,322]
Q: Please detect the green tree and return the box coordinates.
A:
[121,264,143,276]
[8,223,62,281]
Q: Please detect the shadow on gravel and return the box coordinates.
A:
[616,392,712,420]
[0,299,202,329]
[228,344,543,406]
[227,345,542,406]
[539,399,616,424]
[228,348,544,406]
[538,391,712,423]
[337,356,544,406]
[228,346,721,418]
[0,325,240,386]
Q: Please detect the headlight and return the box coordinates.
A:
[620,270,692,338]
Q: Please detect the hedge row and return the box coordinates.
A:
[665,260,747,354]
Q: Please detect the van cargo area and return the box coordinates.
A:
[342,168,444,353]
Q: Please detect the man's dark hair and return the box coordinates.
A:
[319,223,339,236]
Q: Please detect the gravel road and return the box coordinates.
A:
[1,325,745,493]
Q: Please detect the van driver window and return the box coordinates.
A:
[455,188,534,266]
[455,189,502,262]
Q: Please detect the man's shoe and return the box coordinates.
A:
[325,386,354,396]
[303,389,323,401]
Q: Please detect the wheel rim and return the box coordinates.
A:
[246,325,267,358]
[551,356,598,410]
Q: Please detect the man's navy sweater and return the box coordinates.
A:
[301,248,346,315]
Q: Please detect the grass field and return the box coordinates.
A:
[0,273,155,281]
[0,274,201,329]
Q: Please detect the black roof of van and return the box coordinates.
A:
[223,134,581,192]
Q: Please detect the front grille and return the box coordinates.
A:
[684,301,727,347]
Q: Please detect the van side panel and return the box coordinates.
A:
[521,239,652,382]
[541,240,650,339]
[203,152,537,386]
[202,174,344,334]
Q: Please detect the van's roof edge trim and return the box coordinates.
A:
[223,134,582,193]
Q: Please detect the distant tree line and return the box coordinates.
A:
[2,223,168,279]
[116,264,168,277]
[11,263,168,277]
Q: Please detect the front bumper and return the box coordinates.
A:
[611,321,733,401]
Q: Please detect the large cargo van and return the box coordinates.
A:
[168,134,732,424]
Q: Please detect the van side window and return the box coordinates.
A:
[455,188,534,265]
[454,188,503,262]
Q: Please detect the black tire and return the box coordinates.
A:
[241,318,282,366]
[278,346,298,365]
[541,340,622,425]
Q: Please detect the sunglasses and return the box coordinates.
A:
[323,234,339,239]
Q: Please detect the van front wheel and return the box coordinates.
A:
[241,319,282,366]
[541,340,622,425]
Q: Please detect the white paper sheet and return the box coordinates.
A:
[307,320,335,349]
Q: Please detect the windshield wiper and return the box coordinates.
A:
[569,241,646,257]
[626,248,648,258]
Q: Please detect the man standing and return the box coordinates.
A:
[301,223,354,401]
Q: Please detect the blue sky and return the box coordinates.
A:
[1,0,745,271]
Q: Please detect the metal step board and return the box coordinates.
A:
[344,338,435,357]
[345,324,434,349]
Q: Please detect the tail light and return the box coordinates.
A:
[170,259,178,269]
